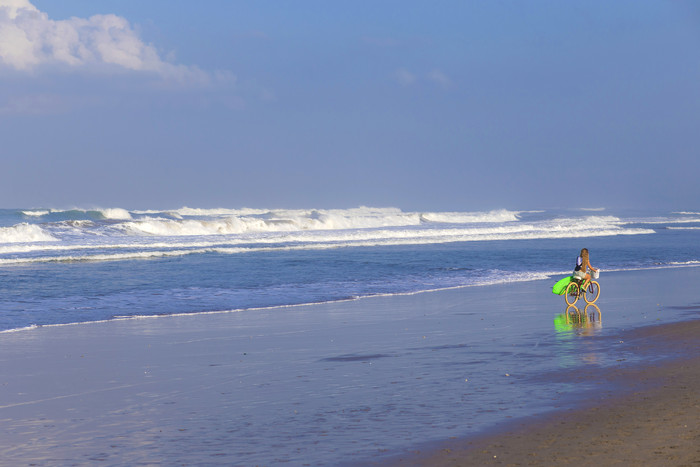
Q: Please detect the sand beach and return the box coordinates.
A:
[0,267,698,465]
[386,320,700,466]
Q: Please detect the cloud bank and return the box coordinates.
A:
[0,0,214,84]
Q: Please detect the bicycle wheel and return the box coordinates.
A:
[584,280,600,304]
[565,282,579,305]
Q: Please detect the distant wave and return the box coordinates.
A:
[18,206,519,231]
[13,207,524,237]
[20,210,50,217]
[0,225,655,265]
[20,207,132,220]
[99,208,132,220]
[622,213,700,225]
[419,209,518,223]
[133,206,270,218]
[0,206,660,264]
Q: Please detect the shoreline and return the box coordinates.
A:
[383,319,700,466]
[2,263,698,334]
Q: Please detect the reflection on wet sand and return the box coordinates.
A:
[555,304,602,334]
[554,304,603,366]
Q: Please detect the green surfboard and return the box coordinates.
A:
[552,276,572,295]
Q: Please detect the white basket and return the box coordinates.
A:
[592,269,600,279]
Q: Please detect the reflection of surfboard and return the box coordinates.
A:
[552,276,572,295]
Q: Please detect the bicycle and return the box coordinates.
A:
[564,277,600,305]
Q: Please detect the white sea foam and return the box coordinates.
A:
[0,209,654,250]
[99,208,132,220]
[0,223,58,243]
[168,206,269,217]
[420,209,519,223]
[118,208,522,237]
[0,247,244,265]
[19,207,134,220]
[21,210,50,217]
[622,215,700,225]
[0,208,661,264]
[0,224,654,265]
[0,239,229,255]
[121,217,282,236]
[0,324,40,334]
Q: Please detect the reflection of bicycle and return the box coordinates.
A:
[554,304,602,335]
[565,303,602,323]
[564,278,600,305]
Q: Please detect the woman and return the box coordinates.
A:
[573,248,598,286]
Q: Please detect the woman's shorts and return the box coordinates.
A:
[573,270,587,280]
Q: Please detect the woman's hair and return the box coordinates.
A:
[580,248,589,267]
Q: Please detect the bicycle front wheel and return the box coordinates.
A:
[565,282,580,305]
[584,281,600,304]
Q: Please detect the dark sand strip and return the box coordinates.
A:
[387,319,700,466]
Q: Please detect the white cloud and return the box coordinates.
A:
[428,69,452,89]
[395,68,417,86]
[0,0,219,85]
[395,68,453,89]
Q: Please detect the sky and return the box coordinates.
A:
[0,0,698,211]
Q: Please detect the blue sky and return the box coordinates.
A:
[1,0,698,211]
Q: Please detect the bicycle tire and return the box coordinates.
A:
[565,282,579,305]
[584,280,600,304]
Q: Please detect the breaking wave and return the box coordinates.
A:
[0,206,662,264]
[0,223,57,243]
[105,207,523,237]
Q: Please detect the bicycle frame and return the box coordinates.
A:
[565,277,600,305]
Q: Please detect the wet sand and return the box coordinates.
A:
[387,319,700,466]
[0,267,698,465]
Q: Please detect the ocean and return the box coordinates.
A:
[0,206,698,332]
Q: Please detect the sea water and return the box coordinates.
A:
[1,207,699,464]
[0,206,698,332]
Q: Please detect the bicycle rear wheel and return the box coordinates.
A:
[584,281,600,304]
[565,282,579,305]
